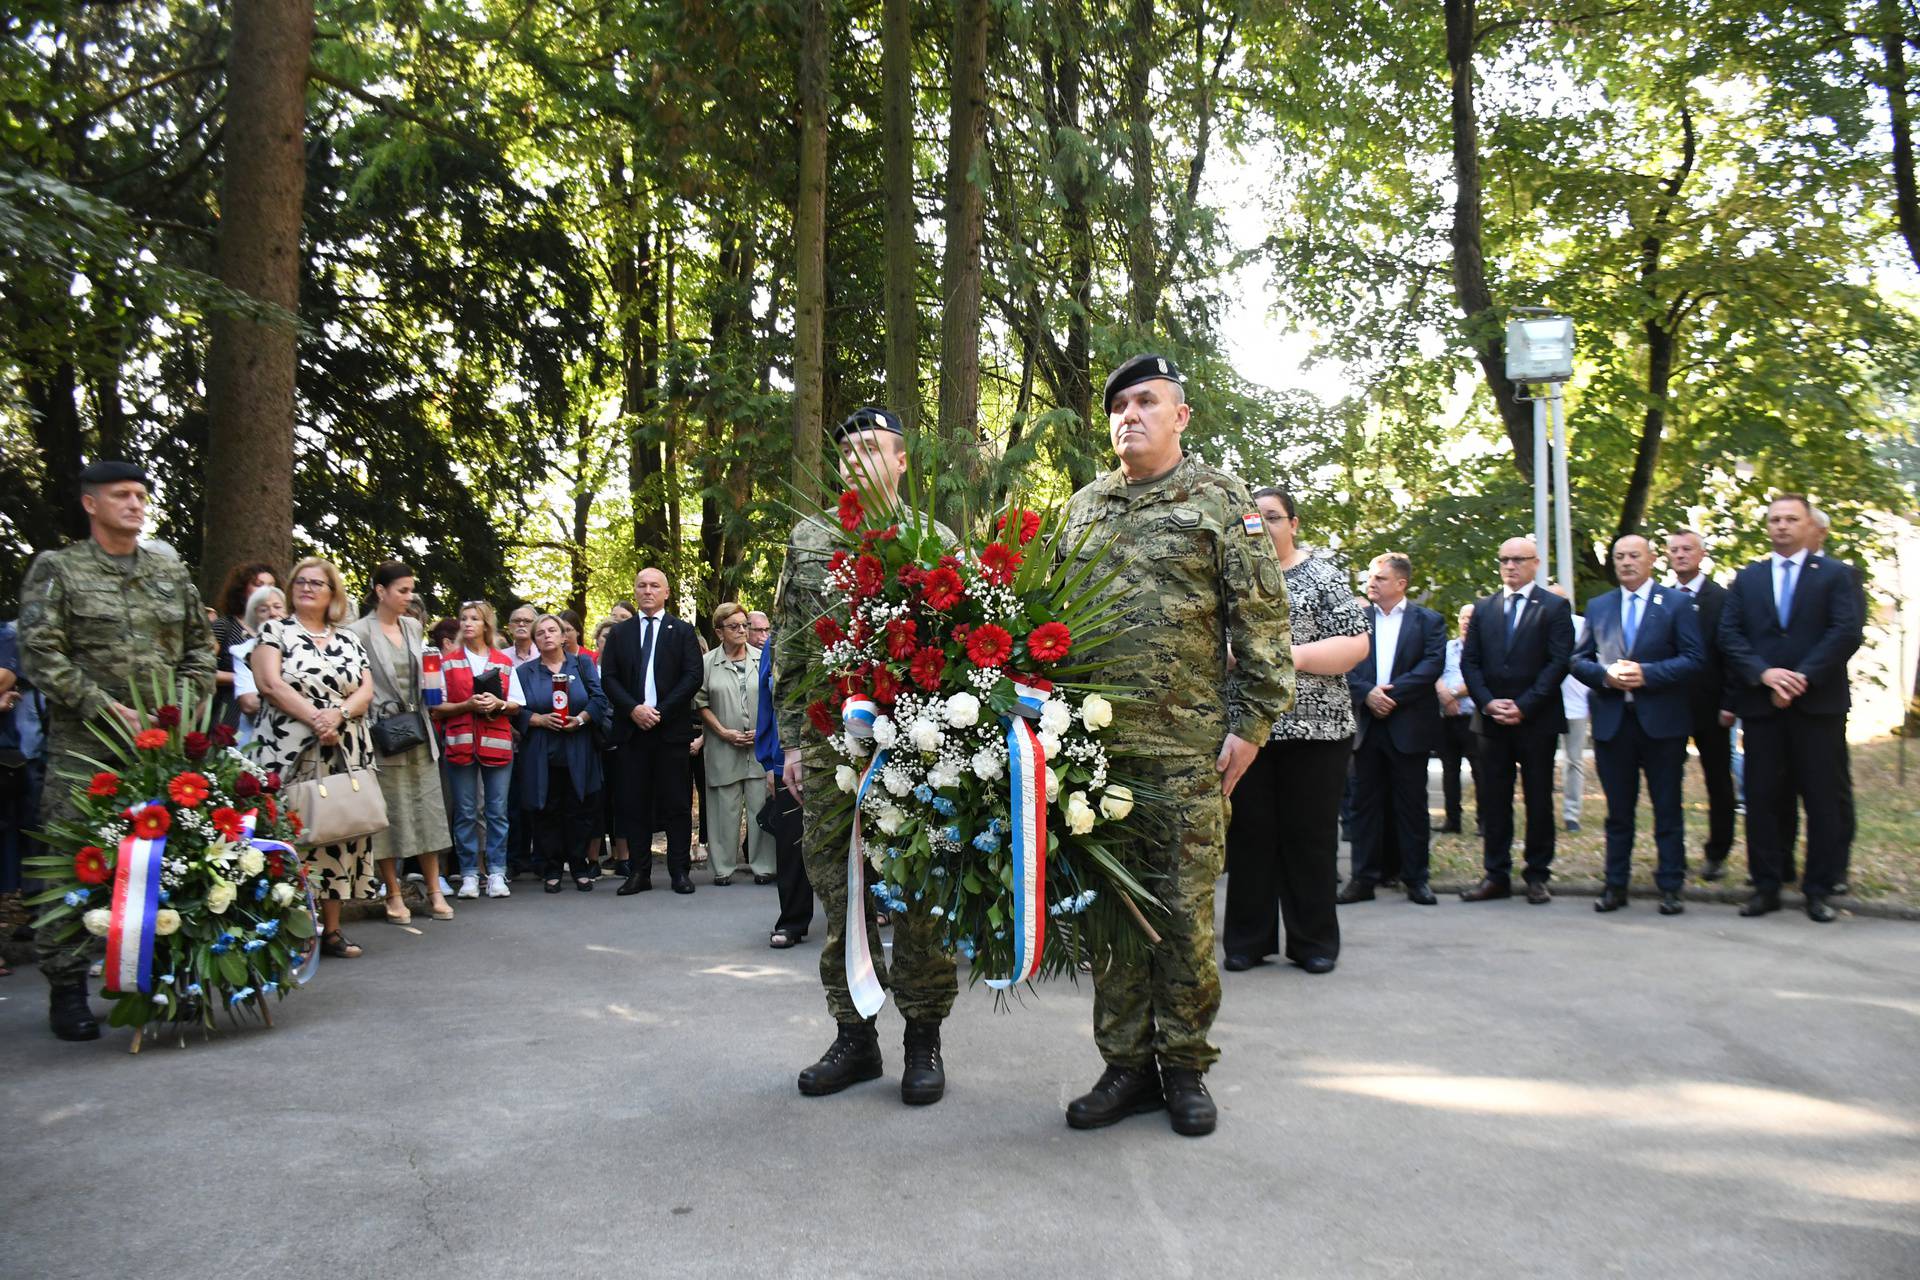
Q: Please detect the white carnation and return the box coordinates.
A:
[1037,730,1062,759]
[1039,699,1073,737]
[910,718,944,753]
[971,749,1005,782]
[943,692,981,728]
[871,716,898,749]
[883,765,914,797]
[876,805,906,836]
[927,761,961,790]
[1079,695,1114,730]
[835,764,859,793]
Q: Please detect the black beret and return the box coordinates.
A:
[831,406,905,443]
[1103,353,1184,412]
[78,459,149,488]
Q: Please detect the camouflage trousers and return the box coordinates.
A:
[34,722,97,987]
[801,789,957,1026]
[1093,755,1228,1072]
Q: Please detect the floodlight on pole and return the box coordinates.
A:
[1506,308,1576,591]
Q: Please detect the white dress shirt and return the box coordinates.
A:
[1773,548,1809,618]
[1373,600,1407,691]
[637,610,665,707]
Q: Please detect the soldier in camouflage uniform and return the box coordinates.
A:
[17,460,217,1040]
[1058,354,1295,1137]
[774,406,960,1104]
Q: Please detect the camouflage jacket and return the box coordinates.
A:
[1062,454,1295,758]
[17,538,217,725]
[772,509,956,753]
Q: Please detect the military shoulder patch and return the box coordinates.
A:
[1241,512,1265,536]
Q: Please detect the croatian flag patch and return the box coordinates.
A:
[1241,512,1265,536]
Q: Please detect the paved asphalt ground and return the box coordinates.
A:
[3,874,1917,1280]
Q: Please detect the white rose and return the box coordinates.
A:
[1065,794,1097,835]
[971,749,1004,782]
[871,716,898,749]
[1039,698,1073,737]
[835,764,859,793]
[876,805,906,836]
[943,692,981,728]
[238,847,266,878]
[1100,784,1135,822]
[910,718,944,753]
[154,908,182,936]
[270,882,298,907]
[927,762,961,790]
[1037,730,1062,759]
[206,878,236,915]
[1045,766,1060,801]
[1080,695,1113,731]
[82,908,112,937]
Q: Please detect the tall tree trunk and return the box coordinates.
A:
[26,360,88,545]
[618,153,668,560]
[1883,4,1920,272]
[1055,0,1096,486]
[790,0,830,505]
[570,430,591,618]
[202,0,313,592]
[881,0,919,430]
[1443,0,1534,477]
[936,0,992,523]
[1123,0,1156,333]
[664,231,682,589]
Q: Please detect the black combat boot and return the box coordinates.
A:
[1161,1067,1218,1137]
[49,982,100,1042]
[900,1018,946,1105]
[1065,1063,1164,1130]
[797,1020,883,1096]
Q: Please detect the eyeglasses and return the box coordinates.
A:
[291,577,329,591]
[721,621,748,632]
[1496,555,1537,565]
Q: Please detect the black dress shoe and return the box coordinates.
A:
[1405,883,1437,906]
[1434,821,1462,833]
[1222,953,1265,972]
[616,873,653,896]
[1831,881,1850,897]
[1459,877,1511,902]
[1161,1067,1218,1136]
[753,873,776,885]
[49,983,100,1042]
[1594,886,1629,912]
[1739,891,1782,917]
[1300,955,1336,975]
[1700,856,1727,882]
[1525,881,1552,905]
[1658,892,1685,915]
[672,876,695,895]
[1805,895,1837,923]
[713,875,733,886]
[543,879,564,894]
[901,1018,946,1105]
[1066,1064,1164,1130]
[798,1021,883,1096]
[1335,881,1375,904]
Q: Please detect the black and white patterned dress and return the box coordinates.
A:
[251,617,376,901]
[1269,552,1368,743]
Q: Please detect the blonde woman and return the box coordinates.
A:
[230,584,288,746]
[694,602,775,885]
[434,600,524,899]
[251,557,376,959]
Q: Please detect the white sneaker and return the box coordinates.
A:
[486,873,511,899]
[457,876,479,899]
[437,876,454,896]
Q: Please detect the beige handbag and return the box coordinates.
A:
[283,743,389,846]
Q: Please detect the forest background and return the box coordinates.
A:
[4,0,1918,688]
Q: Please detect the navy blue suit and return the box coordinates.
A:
[1669,575,1737,863]
[1571,586,1704,892]
[600,610,703,883]
[1718,552,1865,895]
[1346,602,1445,889]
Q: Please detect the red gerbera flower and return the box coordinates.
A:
[884,619,919,661]
[130,805,171,840]
[73,846,110,886]
[853,554,886,598]
[134,728,169,751]
[210,806,246,840]
[1027,621,1073,663]
[920,567,965,611]
[87,772,120,798]
[997,508,1043,546]
[877,524,900,542]
[951,623,973,646]
[909,645,947,691]
[837,490,865,532]
[814,615,846,647]
[978,542,1022,586]
[210,722,237,748]
[807,700,838,736]
[267,853,286,880]
[152,704,181,729]
[870,665,903,704]
[167,772,211,808]
[834,672,867,702]
[183,731,210,761]
[897,564,925,588]
[966,624,1014,669]
[828,549,850,573]
[263,796,278,821]
[234,771,262,799]
[288,811,304,837]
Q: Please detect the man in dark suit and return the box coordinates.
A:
[1341,553,1445,905]
[600,565,704,895]
[1459,536,1576,904]
[1663,529,1736,879]
[1719,493,1865,922]
[1572,534,1705,915]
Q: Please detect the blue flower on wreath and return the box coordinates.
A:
[229,986,255,1007]
[185,982,203,997]
[931,866,947,878]
[209,938,231,955]
[971,831,1000,854]
[957,938,976,960]
[254,880,269,901]
[913,784,934,804]
[63,889,88,907]
[243,939,268,954]
[261,981,278,995]
[158,973,174,985]
[987,818,1006,838]
[158,890,170,904]
[941,825,961,844]
[255,919,280,939]
[931,797,956,817]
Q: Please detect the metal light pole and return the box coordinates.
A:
[1505,310,1577,590]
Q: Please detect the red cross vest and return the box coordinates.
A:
[440,647,516,767]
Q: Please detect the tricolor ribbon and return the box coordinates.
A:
[842,699,889,1018]
[104,800,166,995]
[239,810,319,987]
[986,679,1049,989]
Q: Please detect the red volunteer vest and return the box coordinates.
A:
[441,648,515,767]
